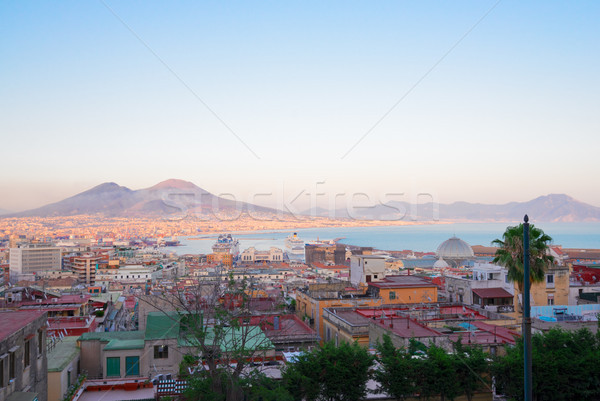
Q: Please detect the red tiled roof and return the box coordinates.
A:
[312,263,349,270]
[472,287,513,299]
[0,310,45,341]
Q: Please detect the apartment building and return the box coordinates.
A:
[9,244,61,280]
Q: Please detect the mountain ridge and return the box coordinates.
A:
[302,194,600,222]
[3,182,600,222]
[4,179,281,218]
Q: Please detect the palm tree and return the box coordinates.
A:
[492,223,554,303]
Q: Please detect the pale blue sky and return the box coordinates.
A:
[1,1,599,211]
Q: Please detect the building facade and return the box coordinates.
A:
[239,247,284,264]
[350,255,387,286]
[9,245,61,280]
[0,310,48,401]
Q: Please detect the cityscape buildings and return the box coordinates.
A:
[0,219,599,401]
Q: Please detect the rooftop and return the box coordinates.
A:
[47,336,80,371]
[145,311,181,340]
[448,321,518,346]
[368,275,437,289]
[372,316,443,338]
[472,287,513,299]
[0,310,45,341]
[79,330,144,342]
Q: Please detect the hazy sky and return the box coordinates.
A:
[1,1,599,212]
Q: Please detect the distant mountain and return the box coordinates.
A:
[5,179,284,218]
[0,208,10,216]
[303,194,600,222]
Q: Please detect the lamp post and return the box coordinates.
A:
[523,215,532,401]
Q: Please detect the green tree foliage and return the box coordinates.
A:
[452,340,490,401]
[375,335,417,400]
[376,335,490,401]
[183,366,293,401]
[491,328,600,401]
[282,341,375,401]
[416,345,461,401]
[241,371,294,401]
[492,223,554,294]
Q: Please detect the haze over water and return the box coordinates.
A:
[165,222,600,255]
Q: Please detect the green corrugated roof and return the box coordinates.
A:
[79,330,144,342]
[145,311,181,340]
[200,326,274,352]
[48,336,80,372]
[79,312,274,354]
[103,338,145,351]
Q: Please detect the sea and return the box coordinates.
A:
[163,222,600,255]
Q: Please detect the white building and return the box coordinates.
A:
[95,265,161,287]
[445,262,514,311]
[350,255,387,286]
[239,247,284,263]
[9,244,62,280]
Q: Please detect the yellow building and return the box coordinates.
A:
[296,292,383,343]
[513,264,570,311]
[47,336,81,401]
[296,276,437,343]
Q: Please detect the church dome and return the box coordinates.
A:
[433,257,450,269]
[436,236,474,259]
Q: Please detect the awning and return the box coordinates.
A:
[472,288,513,299]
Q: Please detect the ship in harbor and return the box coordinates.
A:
[285,232,305,255]
[212,234,240,256]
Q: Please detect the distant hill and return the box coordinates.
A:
[4,179,284,219]
[6,185,599,222]
[0,208,10,216]
[303,194,600,222]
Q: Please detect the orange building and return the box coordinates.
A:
[207,252,233,267]
[295,277,438,343]
[367,275,438,304]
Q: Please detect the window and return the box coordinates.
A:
[38,330,43,355]
[154,345,168,359]
[389,291,396,300]
[548,297,555,306]
[9,352,15,380]
[125,356,140,376]
[547,275,554,283]
[0,358,4,387]
[106,357,120,377]
[24,340,30,367]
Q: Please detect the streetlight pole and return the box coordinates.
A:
[523,215,532,401]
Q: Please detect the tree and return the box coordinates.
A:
[375,334,417,400]
[491,327,600,401]
[138,265,291,401]
[492,223,554,302]
[452,340,490,401]
[416,345,461,401]
[282,341,375,401]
